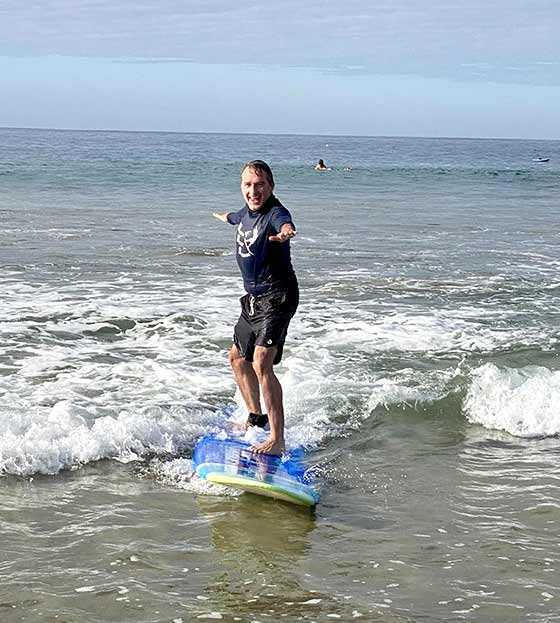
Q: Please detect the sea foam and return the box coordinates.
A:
[464,363,560,437]
[0,399,214,477]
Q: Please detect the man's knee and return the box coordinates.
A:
[252,346,276,378]
[229,346,246,371]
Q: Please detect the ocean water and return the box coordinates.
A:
[1,127,560,622]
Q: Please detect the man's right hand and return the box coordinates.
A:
[212,212,230,223]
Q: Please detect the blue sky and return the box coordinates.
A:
[1,1,559,138]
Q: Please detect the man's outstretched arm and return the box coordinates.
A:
[212,212,230,223]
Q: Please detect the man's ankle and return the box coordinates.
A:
[247,412,268,428]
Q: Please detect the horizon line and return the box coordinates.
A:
[0,124,559,142]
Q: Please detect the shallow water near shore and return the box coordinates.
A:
[1,128,560,622]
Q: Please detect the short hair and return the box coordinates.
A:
[241,160,275,187]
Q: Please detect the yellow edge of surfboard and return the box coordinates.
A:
[206,473,316,507]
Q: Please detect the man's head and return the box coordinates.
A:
[241,160,274,211]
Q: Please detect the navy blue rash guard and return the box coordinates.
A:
[226,195,297,296]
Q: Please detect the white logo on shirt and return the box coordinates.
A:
[236,224,259,258]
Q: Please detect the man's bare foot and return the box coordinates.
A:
[251,436,285,456]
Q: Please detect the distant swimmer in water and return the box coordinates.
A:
[314,159,329,171]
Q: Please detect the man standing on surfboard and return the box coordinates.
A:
[213,160,298,455]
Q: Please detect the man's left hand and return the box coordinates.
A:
[269,225,296,243]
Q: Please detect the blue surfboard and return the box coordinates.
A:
[192,434,320,507]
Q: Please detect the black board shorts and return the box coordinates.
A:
[233,287,299,365]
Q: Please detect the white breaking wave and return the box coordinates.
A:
[464,363,560,437]
[0,397,218,477]
[0,277,238,476]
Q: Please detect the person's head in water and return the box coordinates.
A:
[315,159,327,170]
[241,160,275,211]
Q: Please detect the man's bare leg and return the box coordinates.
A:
[228,345,262,425]
[251,345,285,455]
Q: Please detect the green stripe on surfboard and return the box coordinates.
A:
[206,473,316,507]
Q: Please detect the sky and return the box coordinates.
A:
[1,1,559,138]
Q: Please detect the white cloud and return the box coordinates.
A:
[0,1,559,85]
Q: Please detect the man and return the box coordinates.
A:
[213,160,298,455]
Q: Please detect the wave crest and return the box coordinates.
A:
[464,363,560,437]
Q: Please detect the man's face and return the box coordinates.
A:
[241,167,273,211]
